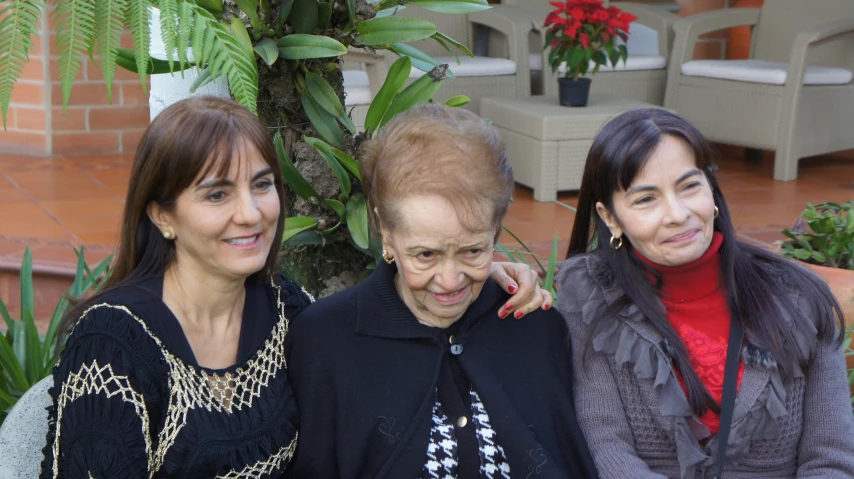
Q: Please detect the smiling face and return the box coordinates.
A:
[382,195,496,328]
[596,135,716,267]
[149,140,281,281]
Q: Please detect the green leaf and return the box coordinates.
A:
[0,296,12,332]
[302,94,345,146]
[443,95,470,107]
[253,38,279,66]
[431,31,473,57]
[382,65,447,127]
[346,193,370,249]
[114,47,194,75]
[793,249,812,261]
[126,0,152,94]
[305,136,352,195]
[388,43,451,77]
[92,0,127,101]
[234,0,260,35]
[19,248,33,336]
[274,132,320,200]
[317,1,332,27]
[193,0,223,14]
[338,112,357,135]
[407,0,489,14]
[305,71,345,117]
[811,251,828,264]
[286,230,325,245]
[53,0,98,107]
[278,0,295,29]
[0,0,43,128]
[189,67,214,92]
[22,309,41,383]
[283,216,318,243]
[290,0,318,34]
[330,148,360,180]
[0,387,16,410]
[0,332,27,392]
[365,55,411,132]
[355,17,437,46]
[277,33,347,59]
[324,199,346,218]
[346,0,356,24]
[230,17,257,69]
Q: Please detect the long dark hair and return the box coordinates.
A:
[568,108,844,417]
[58,96,286,342]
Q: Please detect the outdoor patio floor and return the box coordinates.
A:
[0,146,852,326]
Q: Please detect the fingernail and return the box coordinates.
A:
[514,311,523,319]
[499,310,508,319]
[504,304,514,310]
[508,284,517,293]
[544,304,551,310]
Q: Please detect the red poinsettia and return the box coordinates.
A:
[543,0,637,80]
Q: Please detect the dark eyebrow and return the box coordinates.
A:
[625,169,702,196]
[195,167,274,191]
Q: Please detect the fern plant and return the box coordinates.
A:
[0,0,489,295]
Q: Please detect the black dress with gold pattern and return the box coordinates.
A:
[39,274,311,478]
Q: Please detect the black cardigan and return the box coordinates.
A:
[284,261,598,479]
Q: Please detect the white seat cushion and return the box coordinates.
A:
[528,53,666,73]
[409,56,516,78]
[343,70,372,106]
[681,59,854,86]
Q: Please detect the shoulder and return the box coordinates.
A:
[556,253,612,314]
[271,273,315,317]
[285,283,359,358]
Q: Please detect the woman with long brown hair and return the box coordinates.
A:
[557,108,854,478]
[40,96,548,478]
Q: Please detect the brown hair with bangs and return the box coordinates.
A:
[360,103,513,237]
[58,96,285,342]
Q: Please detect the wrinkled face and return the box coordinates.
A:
[152,141,280,281]
[596,135,716,266]
[382,195,495,328]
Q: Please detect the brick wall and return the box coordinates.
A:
[0,4,150,156]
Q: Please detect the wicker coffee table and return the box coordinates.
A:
[481,95,664,201]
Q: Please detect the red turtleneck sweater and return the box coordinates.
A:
[635,232,744,435]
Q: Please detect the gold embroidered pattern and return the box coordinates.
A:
[52,279,294,477]
[52,360,153,478]
[216,432,298,478]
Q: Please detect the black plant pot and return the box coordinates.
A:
[558,77,592,107]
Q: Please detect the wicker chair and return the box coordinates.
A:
[497,0,678,105]
[664,0,854,181]
[387,6,533,112]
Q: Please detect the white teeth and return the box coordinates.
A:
[227,235,257,245]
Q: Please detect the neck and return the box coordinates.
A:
[635,232,725,303]
[162,260,246,329]
[394,273,461,329]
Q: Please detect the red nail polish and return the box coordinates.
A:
[499,310,508,319]
[504,304,514,310]
[514,311,523,319]
[508,284,517,293]
[544,304,551,310]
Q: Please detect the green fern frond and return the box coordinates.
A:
[0,0,44,129]
[157,0,179,70]
[53,0,97,108]
[94,0,127,102]
[175,1,194,68]
[124,0,150,93]
[189,7,258,113]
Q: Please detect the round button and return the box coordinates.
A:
[449,335,456,344]
[450,344,464,355]
[456,416,468,428]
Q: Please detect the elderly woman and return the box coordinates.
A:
[558,108,854,478]
[285,104,597,478]
[41,97,548,478]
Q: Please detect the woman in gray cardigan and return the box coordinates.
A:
[557,108,854,479]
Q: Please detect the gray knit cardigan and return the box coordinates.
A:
[557,254,854,479]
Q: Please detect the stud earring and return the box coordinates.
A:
[163,230,175,240]
[610,235,623,250]
[382,249,395,264]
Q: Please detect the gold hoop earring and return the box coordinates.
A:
[714,206,720,219]
[610,235,623,250]
[163,230,175,240]
[382,249,395,264]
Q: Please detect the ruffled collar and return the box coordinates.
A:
[634,232,724,303]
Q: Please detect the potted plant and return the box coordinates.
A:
[779,201,854,370]
[543,0,637,107]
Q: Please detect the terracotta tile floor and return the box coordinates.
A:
[0,148,851,277]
